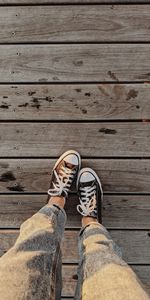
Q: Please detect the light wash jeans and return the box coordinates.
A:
[0,204,149,300]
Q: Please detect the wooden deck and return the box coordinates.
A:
[0,0,150,298]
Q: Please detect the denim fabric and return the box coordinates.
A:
[74,222,149,300]
[0,204,66,300]
[0,206,149,300]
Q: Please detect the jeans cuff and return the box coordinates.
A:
[79,222,107,238]
[39,203,67,225]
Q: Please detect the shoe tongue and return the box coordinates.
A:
[64,160,74,169]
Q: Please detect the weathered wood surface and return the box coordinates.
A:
[0,123,150,157]
[0,159,149,193]
[62,230,150,263]
[0,6,150,42]
[0,229,150,263]
[0,0,149,3]
[0,45,150,82]
[61,265,150,297]
[0,1,149,293]
[0,84,149,120]
[0,195,150,229]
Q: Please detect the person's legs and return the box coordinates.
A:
[0,150,81,300]
[0,198,66,300]
[75,168,149,300]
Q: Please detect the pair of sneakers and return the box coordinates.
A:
[47,150,103,223]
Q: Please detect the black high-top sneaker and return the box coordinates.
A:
[77,168,103,223]
[47,150,81,200]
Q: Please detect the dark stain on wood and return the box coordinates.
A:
[75,88,81,93]
[108,71,119,81]
[137,73,150,80]
[28,91,36,96]
[85,92,91,97]
[7,183,25,192]
[39,78,48,82]
[74,103,79,109]
[3,96,8,99]
[73,60,83,66]
[45,96,53,103]
[0,104,10,109]
[31,98,41,109]
[136,105,140,109]
[126,89,138,101]
[72,274,78,280]
[18,103,29,107]
[122,199,128,202]
[81,108,87,114]
[0,171,16,182]
[52,77,59,81]
[99,128,117,134]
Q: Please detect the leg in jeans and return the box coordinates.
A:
[0,150,81,300]
[0,202,66,300]
[75,167,150,300]
[75,221,149,300]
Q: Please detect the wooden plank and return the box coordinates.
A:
[131,265,150,297]
[0,159,149,193]
[0,123,149,157]
[0,45,150,82]
[0,6,149,42]
[0,84,150,120]
[0,0,149,3]
[0,229,150,263]
[0,230,18,257]
[102,195,150,229]
[62,265,150,297]
[0,195,150,229]
[62,230,150,263]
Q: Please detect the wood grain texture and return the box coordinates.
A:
[0,229,150,263]
[62,265,150,297]
[1,194,150,229]
[0,84,150,120]
[0,1,149,295]
[0,0,149,3]
[0,195,150,229]
[0,45,150,82]
[0,159,149,193]
[0,123,150,157]
[62,230,150,263]
[0,6,149,42]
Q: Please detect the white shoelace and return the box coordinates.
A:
[77,185,97,216]
[48,165,75,197]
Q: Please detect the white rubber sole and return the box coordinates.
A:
[77,167,103,200]
[53,149,81,170]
